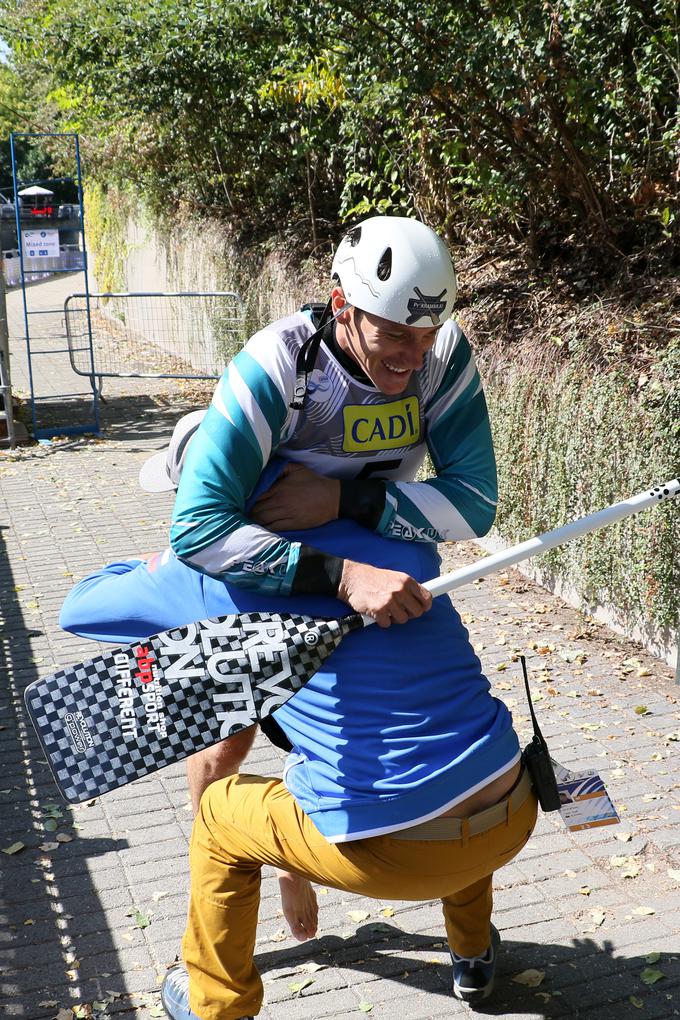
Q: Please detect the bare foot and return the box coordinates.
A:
[277,870,319,941]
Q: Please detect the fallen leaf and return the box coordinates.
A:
[2,841,25,855]
[300,962,325,973]
[634,705,651,715]
[347,910,370,922]
[289,977,314,994]
[667,869,680,883]
[560,648,587,663]
[512,968,545,987]
[633,906,655,916]
[615,831,633,842]
[359,1004,373,1013]
[152,890,169,902]
[629,996,644,1009]
[590,911,606,926]
[56,833,73,843]
[645,952,661,964]
[39,842,60,852]
[640,967,664,985]
[127,908,150,929]
[579,886,591,896]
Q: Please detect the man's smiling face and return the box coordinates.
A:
[333,288,439,395]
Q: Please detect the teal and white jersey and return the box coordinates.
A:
[170,311,497,592]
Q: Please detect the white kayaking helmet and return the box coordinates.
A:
[331,215,457,327]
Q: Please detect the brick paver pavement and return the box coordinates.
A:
[2,281,679,1020]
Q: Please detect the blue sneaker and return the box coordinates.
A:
[160,964,254,1020]
[451,924,501,1003]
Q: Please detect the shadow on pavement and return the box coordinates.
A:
[255,922,680,1018]
[0,524,132,1017]
[12,391,206,457]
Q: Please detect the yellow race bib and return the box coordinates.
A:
[342,397,421,453]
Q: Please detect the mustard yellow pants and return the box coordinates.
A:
[183,774,538,1020]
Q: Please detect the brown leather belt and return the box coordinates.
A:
[389,767,533,841]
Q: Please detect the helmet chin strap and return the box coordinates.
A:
[289,301,352,411]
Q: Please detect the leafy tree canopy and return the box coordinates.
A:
[0,0,677,257]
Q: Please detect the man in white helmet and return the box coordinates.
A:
[159,217,522,1019]
[171,215,497,626]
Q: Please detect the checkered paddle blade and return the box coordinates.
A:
[24,611,362,804]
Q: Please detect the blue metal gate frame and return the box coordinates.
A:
[9,131,99,440]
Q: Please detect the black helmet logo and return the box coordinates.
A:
[406,287,447,326]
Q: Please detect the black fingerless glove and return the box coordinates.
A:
[338,479,386,531]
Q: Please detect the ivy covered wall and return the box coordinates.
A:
[484,353,678,648]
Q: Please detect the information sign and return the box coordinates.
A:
[22,229,60,259]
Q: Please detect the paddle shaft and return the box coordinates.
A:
[361,478,679,625]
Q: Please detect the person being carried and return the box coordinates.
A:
[60,450,536,1018]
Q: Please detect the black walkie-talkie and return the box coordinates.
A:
[519,656,562,812]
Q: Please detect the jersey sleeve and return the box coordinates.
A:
[377,326,498,542]
[169,329,308,594]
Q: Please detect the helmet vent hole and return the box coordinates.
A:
[377,247,392,281]
[347,226,362,247]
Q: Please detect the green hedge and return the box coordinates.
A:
[3,0,677,253]
[484,343,679,633]
[84,182,131,293]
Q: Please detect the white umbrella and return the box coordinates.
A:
[18,185,54,196]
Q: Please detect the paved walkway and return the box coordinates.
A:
[1,279,679,1020]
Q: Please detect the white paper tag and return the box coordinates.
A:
[552,760,620,831]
